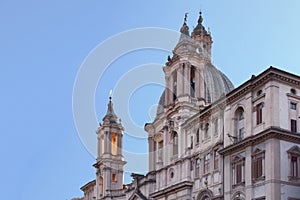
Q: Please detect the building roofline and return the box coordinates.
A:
[80,179,96,191]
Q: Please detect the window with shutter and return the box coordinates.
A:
[252,149,265,181]
[287,146,300,181]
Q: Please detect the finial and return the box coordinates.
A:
[184,12,188,24]
[180,12,190,35]
[109,89,112,100]
[198,11,203,24]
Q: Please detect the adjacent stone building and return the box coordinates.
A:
[79,13,300,200]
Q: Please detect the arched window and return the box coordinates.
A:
[197,189,213,200]
[204,123,209,139]
[232,191,246,200]
[111,133,117,155]
[196,128,200,144]
[235,107,245,142]
[157,140,164,164]
[190,66,196,97]
[101,135,105,155]
[173,72,177,101]
[172,131,178,156]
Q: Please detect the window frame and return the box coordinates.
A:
[214,150,219,171]
[291,119,297,133]
[204,153,211,174]
[256,102,263,125]
[232,155,245,187]
[287,146,300,181]
[252,149,265,181]
[195,158,200,177]
[112,173,117,182]
[290,102,297,110]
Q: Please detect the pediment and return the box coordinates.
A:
[287,145,300,155]
[128,189,147,200]
[232,155,244,162]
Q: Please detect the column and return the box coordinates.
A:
[184,63,191,96]
[107,132,111,155]
[96,169,100,199]
[163,127,168,166]
[195,68,201,99]
[177,64,184,97]
[266,138,281,200]
[245,147,252,199]
[165,76,171,106]
[117,133,122,156]
[199,68,205,100]
[104,131,108,154]
[187,159,191,181]
[148,136,155,171]
[97,134,101,159]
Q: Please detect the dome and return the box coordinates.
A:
[203,63,234,103]
[156,63,234,116]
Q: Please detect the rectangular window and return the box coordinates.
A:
[291,119,297,133]
[236,163,243,184]
[190,136,193,149]
[190,160,194,171]
[112,173,117,181]
[291,156,298,177]
[204,153,210,174]
[253,156,263,179]
[195,158,200,177]
[256,103,263,125]
[157,141,163,163]
[196,129,200,144]
[290,102,297,110]
[111,133,118,155]
[214,150,219,170]
[232,157,245,186]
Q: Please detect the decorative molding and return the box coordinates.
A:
[219,127,300,156]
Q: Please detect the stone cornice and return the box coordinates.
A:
[80,179,96,191]
[219,126,300,156]
[93,158,127,168]
[150,180,193,198]
[226,67,300,105]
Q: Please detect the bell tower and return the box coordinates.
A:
[191,11,213,60]
[164,12,213,108]
[94,93,126,199]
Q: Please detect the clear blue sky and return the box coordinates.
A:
[1,1,300,200]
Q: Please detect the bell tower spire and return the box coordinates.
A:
[192,11,213,60]
[94,92,126,199]
[180,13,190,36]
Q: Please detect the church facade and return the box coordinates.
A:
[78,13,300,200]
